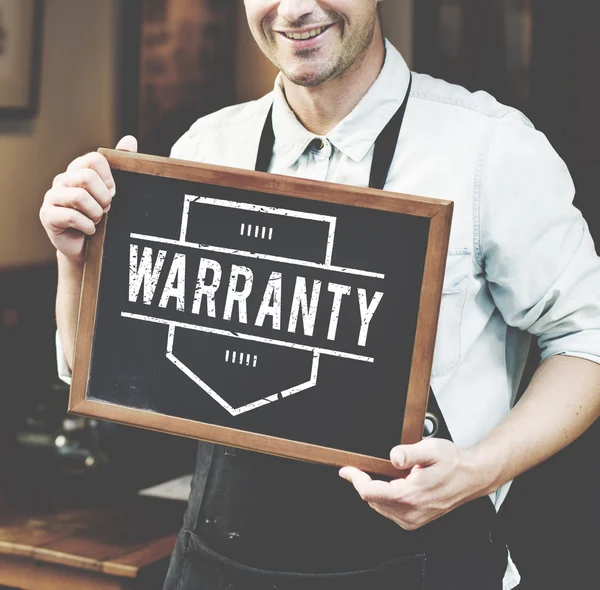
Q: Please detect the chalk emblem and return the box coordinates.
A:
[124,195,385,416]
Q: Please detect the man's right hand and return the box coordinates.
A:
[39,136,138,263]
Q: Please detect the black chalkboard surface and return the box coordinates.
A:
[70,150,453,476]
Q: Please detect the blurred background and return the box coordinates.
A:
[0,1,597,589]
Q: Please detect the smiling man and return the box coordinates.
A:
[247,0,382,87]
[40,1,600,589]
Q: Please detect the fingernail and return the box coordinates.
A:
[339,468,349,481]
[391,450,404,467]
[110,186,116,197]
[103,204,112,214]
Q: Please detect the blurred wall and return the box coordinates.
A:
[382,0,414,66]
[0,0,119,269]
[0,1,415,269]
[235,1,415,103]
[234,5,278,103]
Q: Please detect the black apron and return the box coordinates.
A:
[164,77,508,590]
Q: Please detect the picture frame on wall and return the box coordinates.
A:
[0,0,44,118]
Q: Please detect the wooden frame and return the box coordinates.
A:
[69,150,453,478]
[0,0,44,118]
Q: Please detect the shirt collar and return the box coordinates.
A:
[271,40,411,168]
[271,79,317,169]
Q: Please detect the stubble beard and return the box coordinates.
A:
[271,16,378,88]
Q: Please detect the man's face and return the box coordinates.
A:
[244,0,382,87]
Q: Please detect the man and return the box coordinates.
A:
[40,1,600,589]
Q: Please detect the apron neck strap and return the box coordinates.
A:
[255,75,413,191]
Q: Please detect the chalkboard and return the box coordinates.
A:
[70,149,453,477]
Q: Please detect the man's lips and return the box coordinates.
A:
[277,24,333,40]
[274,24,335,47]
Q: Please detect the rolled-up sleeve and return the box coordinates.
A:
[56,331,72,385]
[480,110,600,364]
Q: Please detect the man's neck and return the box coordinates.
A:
[282,36,386,136]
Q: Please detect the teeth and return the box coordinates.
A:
[285,27,325,40]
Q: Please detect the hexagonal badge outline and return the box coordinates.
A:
[122,195,384,416]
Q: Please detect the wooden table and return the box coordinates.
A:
[0,496,185,590]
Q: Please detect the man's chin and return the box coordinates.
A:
[282,66,336,88]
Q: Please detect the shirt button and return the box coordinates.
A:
[311,138,325,151]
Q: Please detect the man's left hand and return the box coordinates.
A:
[339,439,486,530]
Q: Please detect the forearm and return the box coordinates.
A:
[55,251,85,370]
[340,355,600,529]
[467,354,600,497]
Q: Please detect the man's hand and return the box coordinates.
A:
[42,136,138,370]
[39,135,138,263]
[341,356,600,532]
[339,439,486,530]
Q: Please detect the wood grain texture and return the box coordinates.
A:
[99,148,451,218]
[69,214,107,412]
[70,398,406,478]
[0,510,89,558]
[0,554,132,590]
[103,534,177,578]
[401,205,454,444]
[0,498,183,580]
[70,150,453,477]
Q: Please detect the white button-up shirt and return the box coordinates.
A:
[169,39,600,448]
[59,40,600,590]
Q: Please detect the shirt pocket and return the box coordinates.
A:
[431,249,471,378]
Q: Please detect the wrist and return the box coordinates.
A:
[57,250,84,273]
[460,443,506,500]
[56,251,85,296]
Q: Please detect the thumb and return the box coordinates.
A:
[115,135,138,153]
[390,441,438,470]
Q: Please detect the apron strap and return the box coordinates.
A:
[255,77,412,189]
[255,103,275,174]
[369,76,412,190]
